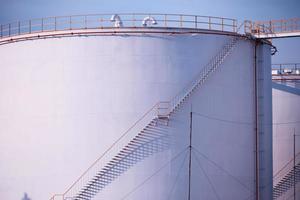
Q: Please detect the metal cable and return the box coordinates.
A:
[192,150,221,200]
[120,147,189,200]
[166,150,189,200]
[193,112,254,125]
[192,147,253,193]
[193,111,300,126]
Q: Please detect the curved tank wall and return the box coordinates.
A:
[0,29,272,200]
[272,80,300,199]
[273,80,300,172]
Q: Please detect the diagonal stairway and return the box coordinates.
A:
[76,118,169,200]
[50,36,239,200]
[273,162,300,199]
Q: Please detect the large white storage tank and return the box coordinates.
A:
[272,66,300,199]
[0,14,273,200]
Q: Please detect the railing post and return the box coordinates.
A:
[69,16,72,30]
[285,21,287,32]
[42,18,44,32]
[164,14,167,27]
[18,21,20,35]
[221,18,224,31]
[0,24,2,38]
[233,20,235,32]
[55,17,57,31]
[280,64,282,74]
[180,15,183,27]
[195,16,197,28]
[84,16,87,29]
[99,17,103,28]
[234,20,237,32]
[209,17,211,30]
[29,20,31,34]
[9,23,11,36]
[244,21,247,33]
[132,14,135,27]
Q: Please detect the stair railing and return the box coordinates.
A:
[273,152,300,186]
[168,37,238,113]
[273,153,300,199]
[60,102,166,199]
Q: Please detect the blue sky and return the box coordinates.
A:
[0,0,299,63]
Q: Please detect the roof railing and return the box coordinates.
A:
[0,13,238,39]
[272,63,300,75]
[245,18,300,37]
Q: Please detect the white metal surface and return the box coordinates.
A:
[273,79,300,200]
[0,27,272,200]
[272,80,300,199]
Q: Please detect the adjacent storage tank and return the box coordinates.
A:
[0,14,273,200]
[272,65,300,199]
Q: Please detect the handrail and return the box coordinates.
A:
[245,18,300,37]
[1,13,237,40]
[63,102,157,194]
[272,63,300,75]
[273,63,300,69]
[273,153,300,199]
[273,152,300,183]
[60,101,165,198]
[167,37,237,113]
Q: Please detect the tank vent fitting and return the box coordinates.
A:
[142,16,157,27]
[110,14,123,27]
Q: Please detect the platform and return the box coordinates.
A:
[245,18,300,39]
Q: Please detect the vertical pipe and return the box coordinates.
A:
[254,40,260,200]
[188,108,193,200]
[294,131,296,200]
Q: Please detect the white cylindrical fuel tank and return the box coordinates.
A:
[0,18,273,200]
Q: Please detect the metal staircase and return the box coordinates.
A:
[273,162,300,199]
[76,118,169,200]
[49,37,239,200]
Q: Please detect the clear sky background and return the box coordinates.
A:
[0,0,299,63]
